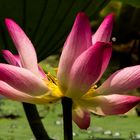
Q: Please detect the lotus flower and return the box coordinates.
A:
[1,12,140,129]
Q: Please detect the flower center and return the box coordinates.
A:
[82,85,98,99]
[45,72,63,98]
[44,72,98,101]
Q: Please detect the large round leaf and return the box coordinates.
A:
[0,0,110,61]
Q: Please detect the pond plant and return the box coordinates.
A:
[0,12,140,140]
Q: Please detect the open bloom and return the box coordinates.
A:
[1,12,140,129]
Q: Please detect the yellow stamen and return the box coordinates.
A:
[47,72,58,84]
[82,85,98,98]
[44,73,64,98]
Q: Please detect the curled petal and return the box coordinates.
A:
[72,106,90,129]
[97,65,140,95]
[2,50,21,66]
[66,42,112,98]
[57,12,92,92]
[0,64,48,96]
[78,94,140,115]
[92,13,114,44]
[0,81,59,104]
[5,18,39,76]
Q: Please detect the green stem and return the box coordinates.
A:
[62,97,73,140]
[22,103,53,140]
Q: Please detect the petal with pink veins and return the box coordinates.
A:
[57,12,92,92]
[95,42,112,83]
[78,94,140,115]
[66,42,112,98]
[0,64,48,96]
[97,65,140,95]
[72,106,90,129]
[0,80,58,104]
[5,19,39,76]
[92,13,114,45]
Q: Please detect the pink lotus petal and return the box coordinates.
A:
[78,94,140,115]
[66,42,112,98]
[38,65,48,79]
[5,19,39,76]
[0,80,38,103]
[92,13,114,45]
[2,50,47,79]
[0,64,48,96]
[95,42,112,83]
[57,12,92,92]
[0,80,57,104]
[2,50,21,66]
[72,107,90,129]
[97,65,140,95]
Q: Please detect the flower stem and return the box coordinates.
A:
[62,97,73,140]
[22,103,53,140]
